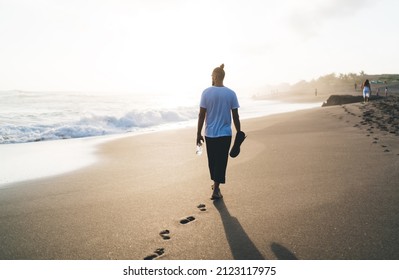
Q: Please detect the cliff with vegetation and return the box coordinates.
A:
[254,72,399,104]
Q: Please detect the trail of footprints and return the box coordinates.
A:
[145,104,398,260]
[143,203,207,260]
[339,105,398,155]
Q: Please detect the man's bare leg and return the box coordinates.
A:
[211,181,223,199]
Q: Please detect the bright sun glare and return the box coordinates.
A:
[0,0,398,94]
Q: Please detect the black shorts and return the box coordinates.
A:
[205,136,232,184]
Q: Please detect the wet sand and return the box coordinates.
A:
[1,97,398,260]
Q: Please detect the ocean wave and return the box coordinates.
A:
[0,107,198,144]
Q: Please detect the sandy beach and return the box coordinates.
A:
[1,96,399,260]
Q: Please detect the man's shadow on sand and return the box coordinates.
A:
[213,199,265,260]
[213,199,298,260]
[270,242,298,260]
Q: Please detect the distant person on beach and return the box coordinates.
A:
[362,79,371,103]
[196,64,241,200]
[376,88,380,96]
[385,86,388,97]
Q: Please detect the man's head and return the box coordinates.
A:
[212,64,225,86]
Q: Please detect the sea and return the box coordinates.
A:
[0,90,321,186]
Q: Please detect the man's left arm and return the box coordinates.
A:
[232,108,241,132]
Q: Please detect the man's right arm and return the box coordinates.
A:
[197,107,206,145]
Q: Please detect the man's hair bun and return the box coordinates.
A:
[220,64,224,69]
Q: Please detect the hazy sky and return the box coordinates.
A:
[1,0,398,95]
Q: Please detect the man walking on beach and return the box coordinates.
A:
[196,64,241,199]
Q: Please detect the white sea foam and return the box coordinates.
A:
[0,107,198,144]
[0,90,201,144]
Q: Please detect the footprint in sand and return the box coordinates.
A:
[144,248,165,260]
[160,230,171,240]
[180,216,196,225]
[380,145,390,152]
[197,204,207,212]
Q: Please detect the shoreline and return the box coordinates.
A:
[1,98,398,259]
[0,101,321,187]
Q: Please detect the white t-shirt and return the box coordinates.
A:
[200,86,240,138]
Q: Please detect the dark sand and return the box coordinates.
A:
[1,97,399,260]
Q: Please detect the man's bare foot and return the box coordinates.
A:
[211,189,223,200]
